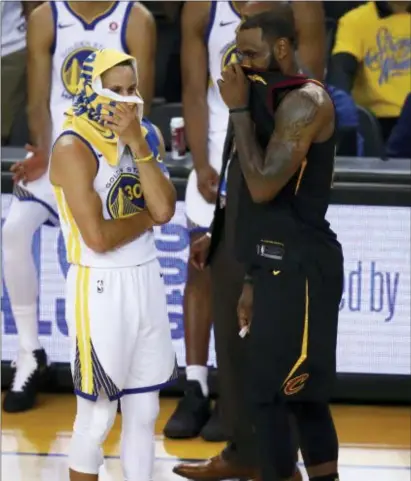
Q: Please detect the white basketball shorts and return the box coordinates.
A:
[14,151,59,226]
[185,130,227,230]
[65,259,178,401]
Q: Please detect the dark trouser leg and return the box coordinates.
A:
[289,402,339,479]
[210,238,256,467]
[252,399,300,481]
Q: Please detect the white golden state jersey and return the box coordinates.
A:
[206,1,241,134]
[49,1,134,142]
[53,119,166,268]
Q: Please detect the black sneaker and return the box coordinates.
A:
[3,349,48,413]
[200,401,228,442]
[163,380,211,439]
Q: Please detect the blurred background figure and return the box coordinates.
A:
[386,92,411,159]
[2,0,156,414]
[1,1,42,146]
[327,1,411,141]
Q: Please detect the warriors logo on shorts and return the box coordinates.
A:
[61,47,97,97]
[107,173,145,219]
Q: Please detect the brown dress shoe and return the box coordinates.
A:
[173,454,257,480]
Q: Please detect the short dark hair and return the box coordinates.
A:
[239,5,297,49]
[114,59,134,69]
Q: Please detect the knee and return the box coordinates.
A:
[68,398,117,474]
[122,392,159,431]
[73,398,117,442]
[2,215,31,258]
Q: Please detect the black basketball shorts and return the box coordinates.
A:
[247,261,343,403]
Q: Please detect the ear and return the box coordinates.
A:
[275,38,288,60]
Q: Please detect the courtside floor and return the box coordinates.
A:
[2,394,410,480]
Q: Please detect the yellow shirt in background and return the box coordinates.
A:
[332,2,411,118]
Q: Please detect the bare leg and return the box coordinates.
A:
[184,231,213,369]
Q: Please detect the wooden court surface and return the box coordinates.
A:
[1,394,410,480]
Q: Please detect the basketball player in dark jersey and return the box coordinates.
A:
[215,7,344,481]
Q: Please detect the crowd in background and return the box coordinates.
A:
[1,0,411,159]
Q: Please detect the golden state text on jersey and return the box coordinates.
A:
[106,165,145,219]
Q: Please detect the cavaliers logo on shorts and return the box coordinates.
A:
[107,173,146,219]
[284,373,310,396]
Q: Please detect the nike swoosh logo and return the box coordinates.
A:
[273,270,281,276]
[220,21,236,27]
[58,23,74,29]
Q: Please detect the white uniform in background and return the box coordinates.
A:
[14,1,135,220]
[54,122,177,401]
[1,1,26,57]
[185,1,241,229]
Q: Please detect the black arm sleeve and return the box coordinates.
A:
[326,52,359,93]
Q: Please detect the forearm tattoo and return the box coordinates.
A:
[230,88,321,195]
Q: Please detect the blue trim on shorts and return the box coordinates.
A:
[74,389,98,402]
[74,379,178,402]
[74,390,121,402]
[13,195,59,227]
[122,378,178,396]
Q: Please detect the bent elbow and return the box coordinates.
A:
[151,203,176,225]
[83,232,109,254]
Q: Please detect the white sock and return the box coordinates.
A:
[13,304,42,353]
[186,365,209,397]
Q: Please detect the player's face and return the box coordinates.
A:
[236,27,281,71]
[101,65,138,97]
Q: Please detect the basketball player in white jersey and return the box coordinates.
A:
[49,50,177,481]
[173,1,326,479]
[2,1,156,413]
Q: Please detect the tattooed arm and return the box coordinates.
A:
[230,85,334,203]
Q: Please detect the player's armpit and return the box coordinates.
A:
[126,3,156,115]
[50,136,154,253]
[26,3,54,156]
